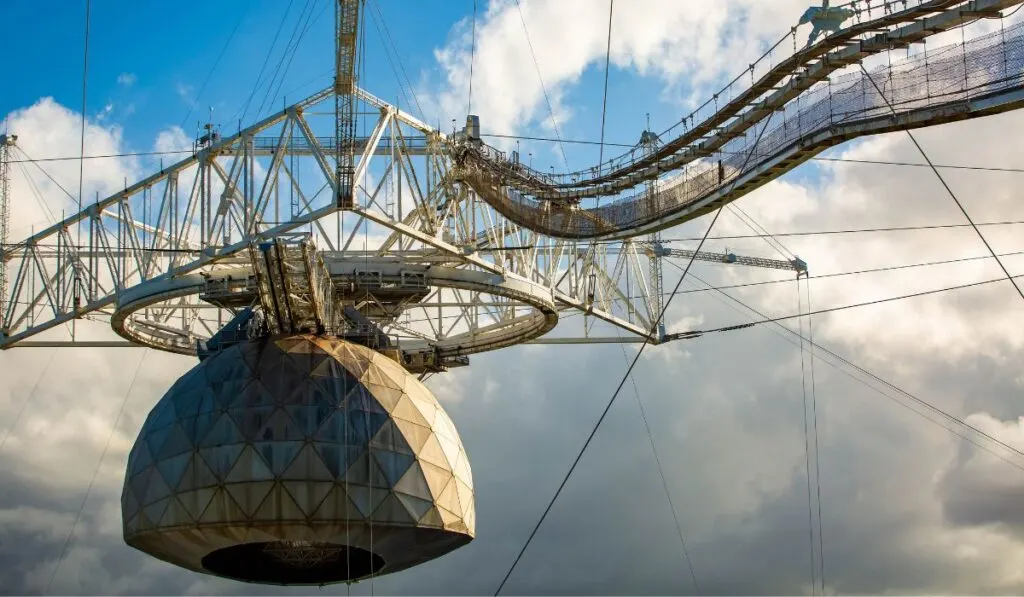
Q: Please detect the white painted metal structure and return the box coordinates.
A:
[1,0,1022,371]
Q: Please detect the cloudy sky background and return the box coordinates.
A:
[3,0,1024,594]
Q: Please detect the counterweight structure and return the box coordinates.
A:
[2,0,1023,586]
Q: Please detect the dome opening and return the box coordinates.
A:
[201,541,384,584]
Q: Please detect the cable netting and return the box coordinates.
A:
[456,20,1024,239]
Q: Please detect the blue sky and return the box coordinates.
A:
[4,1,464,150]
[2,0,738,175]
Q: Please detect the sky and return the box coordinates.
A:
[3,0,1024,594]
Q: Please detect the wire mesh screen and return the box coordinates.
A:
[458,20,1024,239]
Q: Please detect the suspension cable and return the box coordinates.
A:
[369,0,426,117]
[679,266,1024,474]
[611,331,699,594]
[468,0,478,116]
[859,63,1024,305]
[180,3,252,128]
[797,279,818,595]
[597,0,614,169]
[660,220,1024,243]
[73,0,91,342]
[237,0,296,125]
[511,0,570,170]
[805,278,825,595]
[665,269,1024,341]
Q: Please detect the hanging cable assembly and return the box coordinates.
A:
[44,350,148,595]
[492,111,778,596]
[795,267,825,596]
[255,0,316,119]
[594,3,697,575]
[796,274,820,596]
[804,275,824,595]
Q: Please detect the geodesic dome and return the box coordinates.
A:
[121,335,475,585]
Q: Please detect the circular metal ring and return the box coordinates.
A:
[111,261,558,360]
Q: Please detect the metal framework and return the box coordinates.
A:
[335,0,362,209]
[453,0,1024,239]
[0,88,681,367]
[0,133,13,334]
[2,0,1023,373]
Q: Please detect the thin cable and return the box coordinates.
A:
[681,266,1024,474]
[671,249,1024,297]
[482,133,633,148]
[511,0,570,170]
[661,219,1024,243]
[45,350,148,595]
[616,339,700,594]
[727,203,796,261]
[180,4,252,128]
[797,280,817,595]
[74,0,91,341]
[493,209,725,596]
[360,15,375,596]
[479,132,1024,174]
[254,0,313,119]
[665,265,1024,343]
[606,249,698,593]
[806,279,825,595]
[0,348,58,454]
[493,111,776,596]
[468,0,478,116]
[369,0,426,116]
[238,0,296,125]
[597,0,614,169]
[13,143,1024,178]
[859,63,1024,304]
[18,148,78,205]
[264,0,327,119]
[812,155,1024,173]
[9,149,192,164]
[258,0,317,119]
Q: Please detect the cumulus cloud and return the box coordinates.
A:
[423,0,809,138]
[117,72,137,88]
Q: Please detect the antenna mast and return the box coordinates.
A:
[335,0,362,209]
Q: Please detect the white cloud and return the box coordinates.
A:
[116,73,137,88]
[95,103,114,122]
[152,125,191,154]
[424,0,810,138]
[175,82,195,107]
[4,98,139,239]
